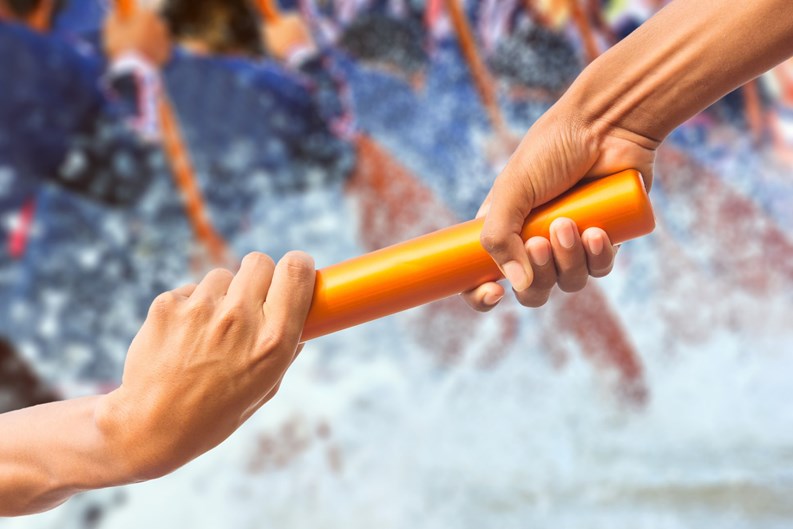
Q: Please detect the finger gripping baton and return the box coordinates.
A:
[301,169,655,341]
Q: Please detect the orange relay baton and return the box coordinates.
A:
[302,169,655,341]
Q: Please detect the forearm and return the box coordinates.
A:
[566,0,793,141]
[0,397,132,516]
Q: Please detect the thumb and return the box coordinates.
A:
[480,159,537,292]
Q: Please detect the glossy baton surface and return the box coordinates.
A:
[302,169,655,340]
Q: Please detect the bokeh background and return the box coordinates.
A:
[2,0,793,527]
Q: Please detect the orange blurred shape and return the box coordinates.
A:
[303,169,655,340]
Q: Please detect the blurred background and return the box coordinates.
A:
[1,0,793,527]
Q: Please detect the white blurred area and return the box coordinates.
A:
[6,149,793,527]
[6,271,793,529]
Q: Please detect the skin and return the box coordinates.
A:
[104,8,171,66]
[262,12,317,62]
[0,1,170,65]
[463,0,793,311]
[0,0,54,31]
[1,4,310,515]
[3,0,793,517]
[0,251,316,516]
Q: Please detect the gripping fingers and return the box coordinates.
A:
[226,252,276,309]
[480,174,536,293]
[581,228,616,278]
[460,282,505,312]
[262,251,316,346]
[513,237,557,308]
[192,268,235,300]
[171,283,198,299]
[549,218,589,293]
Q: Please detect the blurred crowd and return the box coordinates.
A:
[1,0,792,414]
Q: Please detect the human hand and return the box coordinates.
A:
[104,7,171,66]
[263,13,317,63]
[462,101,658,311]
[95,251,316,480]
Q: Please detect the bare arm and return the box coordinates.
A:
[0,397,129,515]
[0,251,315,516]
[576,0,793,142]
[465,0,793,310]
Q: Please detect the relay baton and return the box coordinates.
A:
[301,169,655,340]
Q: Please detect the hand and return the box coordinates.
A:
[95,251,316,480]
[104,7,171,66]
[263,13,317,62]
[462,100,658,310]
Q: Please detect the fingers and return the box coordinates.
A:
[469,222,618,310]
[192,268,234,301]
[581,228,617,278]
[513,237,557,308]
[262,252,316,345]
[460,282,505,312]
[549,218,589,293]
[225,252,276,309]
[171,283,198,299]
[480,171,536,292]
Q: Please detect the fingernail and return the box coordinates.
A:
[588,233,604,256]
[502,260,529,291]
[528,241,550,267]
[483,292,504,306]
[555,219,576,249]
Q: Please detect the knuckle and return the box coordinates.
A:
[259,326,289,352]
[217,304,245,328]
[242,251,275,270]
[279,252,315,280]
[480,229,510,256]
[148,292,175,316]
[185,298,214,319]
[207,267,234,281]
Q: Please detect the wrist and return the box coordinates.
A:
[560,66,664,153]
[94,390,180,483]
